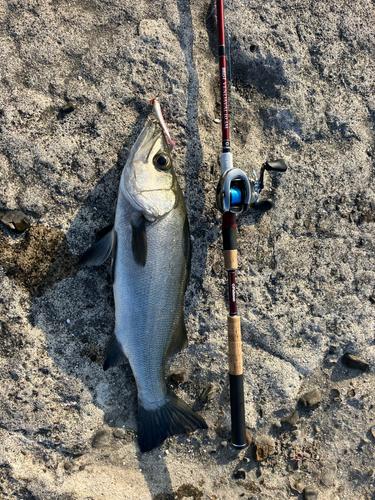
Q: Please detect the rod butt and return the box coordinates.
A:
[229,373,246,447]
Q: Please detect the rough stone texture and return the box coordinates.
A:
[253,435,275,461]
[299,387,322,407]
[1,0,375,499]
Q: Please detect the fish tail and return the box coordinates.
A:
[137,392,207,452]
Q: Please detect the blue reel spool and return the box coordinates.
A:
[230,187,242,207]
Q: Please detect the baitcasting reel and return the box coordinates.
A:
[216,158,288,214]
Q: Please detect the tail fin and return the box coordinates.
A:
[138,392,207,452]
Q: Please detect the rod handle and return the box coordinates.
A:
[223,249,238,270]
[228,315,242,375]
[230,373,246,447]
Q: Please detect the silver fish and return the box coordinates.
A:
[80,103,207,452]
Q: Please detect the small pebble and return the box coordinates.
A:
[64,461,72,471]
[212,263,221,275]
[245,429,252,446]
[289,477,305,493]
[221,441,228,448]
[371,426,375,440]
[113,428,126,439]
[283,410,299,426]
[66,319,71,324]
[214,118,220,123]
[299,388,321,407]
[0,209,30,233]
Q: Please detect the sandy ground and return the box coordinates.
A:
[0,0,375,498]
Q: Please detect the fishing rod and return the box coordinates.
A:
[215,0,287,448]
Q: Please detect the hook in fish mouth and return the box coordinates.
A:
[151,97,175,149]
[130,118,170,164]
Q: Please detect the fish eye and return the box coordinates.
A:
[153,153,171,171]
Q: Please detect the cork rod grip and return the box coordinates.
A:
[223,249,238,270]
[227,315,243,375]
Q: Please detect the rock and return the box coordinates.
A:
[113,428,126,439]
[221,441,228,448]
[303,486,319,499]
[299,388,321,407]
[0,210,30,233]
[371,426,375,440]
[341,353,369,372]
[212,263,221,275]
[253,435,275,461]
[245,429,252,446]
[234,468,246,480]
[282,410,299,425]
[321,465,336,487]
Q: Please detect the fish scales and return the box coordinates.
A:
[114,193,187,409]
[80,101,207,452]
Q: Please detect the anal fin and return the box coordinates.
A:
[167,310,188,357]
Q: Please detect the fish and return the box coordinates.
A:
[80,100,207,452]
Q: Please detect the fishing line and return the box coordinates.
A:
[225,0,235,165]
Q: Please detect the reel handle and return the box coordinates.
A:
[264,159,288,172]
[252,199,273,211]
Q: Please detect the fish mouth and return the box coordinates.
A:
[131,118,170,162]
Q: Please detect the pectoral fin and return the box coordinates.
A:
[131,214,147,267]
[79,229,114,267]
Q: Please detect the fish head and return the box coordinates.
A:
[120,118,176,221]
